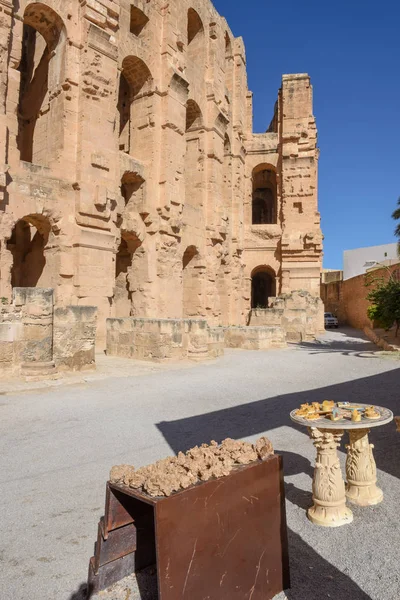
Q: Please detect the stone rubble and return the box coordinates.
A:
[110,437,274,497]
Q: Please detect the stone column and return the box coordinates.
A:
[308,428,353,527]
[13,287,56,377]
[345,429,383,506]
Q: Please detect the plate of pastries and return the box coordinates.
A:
[294,401,381,422]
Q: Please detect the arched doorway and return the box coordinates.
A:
[7,215,52,288]
[251,268,276,308]
[252,165,277,225]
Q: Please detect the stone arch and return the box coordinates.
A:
[186,99,203,131]
[224,31,234,96]
[130,5,149,36]
[251,266,276,309]
[223,133,232,189]
[184,101,204,213]
[187,8,205,78]
[182,245,203,317]
[118,56,153,154]
[187,8,204,44]
[114,230,143,318]
[6,214,56,288]
[121,171,145,213]
[225,32,232,57]
[252,164,277,225]
[17,3,67,164]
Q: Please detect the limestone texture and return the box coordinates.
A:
[110,436,274,497]
[0,0,322,352]
[0,287,97,377]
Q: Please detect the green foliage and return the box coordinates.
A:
[365,269,400,336]
[1,297,8,305]
[392,196,400,256]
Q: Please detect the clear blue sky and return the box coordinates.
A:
[213,0,400,269]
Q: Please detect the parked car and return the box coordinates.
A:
[324,312,339,329]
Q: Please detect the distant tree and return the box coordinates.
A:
[366,267,400,336]
[392,196,400,255]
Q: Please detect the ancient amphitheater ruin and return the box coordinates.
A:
[0,0,323,375]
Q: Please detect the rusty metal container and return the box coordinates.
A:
[88,454,290,599]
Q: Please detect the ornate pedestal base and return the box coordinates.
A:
[308,428,353,527]
[345,428,383,506]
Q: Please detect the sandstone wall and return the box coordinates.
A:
[0,1,322,347]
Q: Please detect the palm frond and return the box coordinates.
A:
[392,207,400,220]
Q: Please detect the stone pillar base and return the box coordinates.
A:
[308,501,353,528]
[346,480,383,506]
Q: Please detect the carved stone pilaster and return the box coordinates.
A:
[308,428,353,527]
[345,428,383,506]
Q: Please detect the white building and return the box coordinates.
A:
[343,243,398,280]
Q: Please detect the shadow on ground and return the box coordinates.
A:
[156,368,400,481]
[295,327,381,358]
[153,356,398,600]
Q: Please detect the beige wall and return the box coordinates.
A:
[321,263,400,329]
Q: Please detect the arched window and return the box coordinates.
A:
[121,171,145,211]
[187,8,204,44]
[184,101,204,212]
[130,5,149,36]
[252,165,277,225]
[251,268,276,308]
[225,32,232,58]
[17,3,66,164]
[186,99,203,131]
[118,56,153,154]
[187,9,205,77]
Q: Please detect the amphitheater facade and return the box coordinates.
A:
[0,0,323,357]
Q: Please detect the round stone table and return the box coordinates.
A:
[290,404,393,527]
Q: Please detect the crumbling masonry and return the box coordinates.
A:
[0,0,323,362]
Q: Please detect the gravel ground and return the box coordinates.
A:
[0,328,399,600]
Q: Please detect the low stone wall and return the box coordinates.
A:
[107,318,213,362]
[207,327,225,358]
[53,306,98,371]
[249,308,284,327]
[248,290,324,342]
[0,288,97,378]
[107,318,289,360]
[224,326,286,350]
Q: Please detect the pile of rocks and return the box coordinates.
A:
[110,437,274,497]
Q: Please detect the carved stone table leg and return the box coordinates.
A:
[345,428,383,506]
[307,428,353,527]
